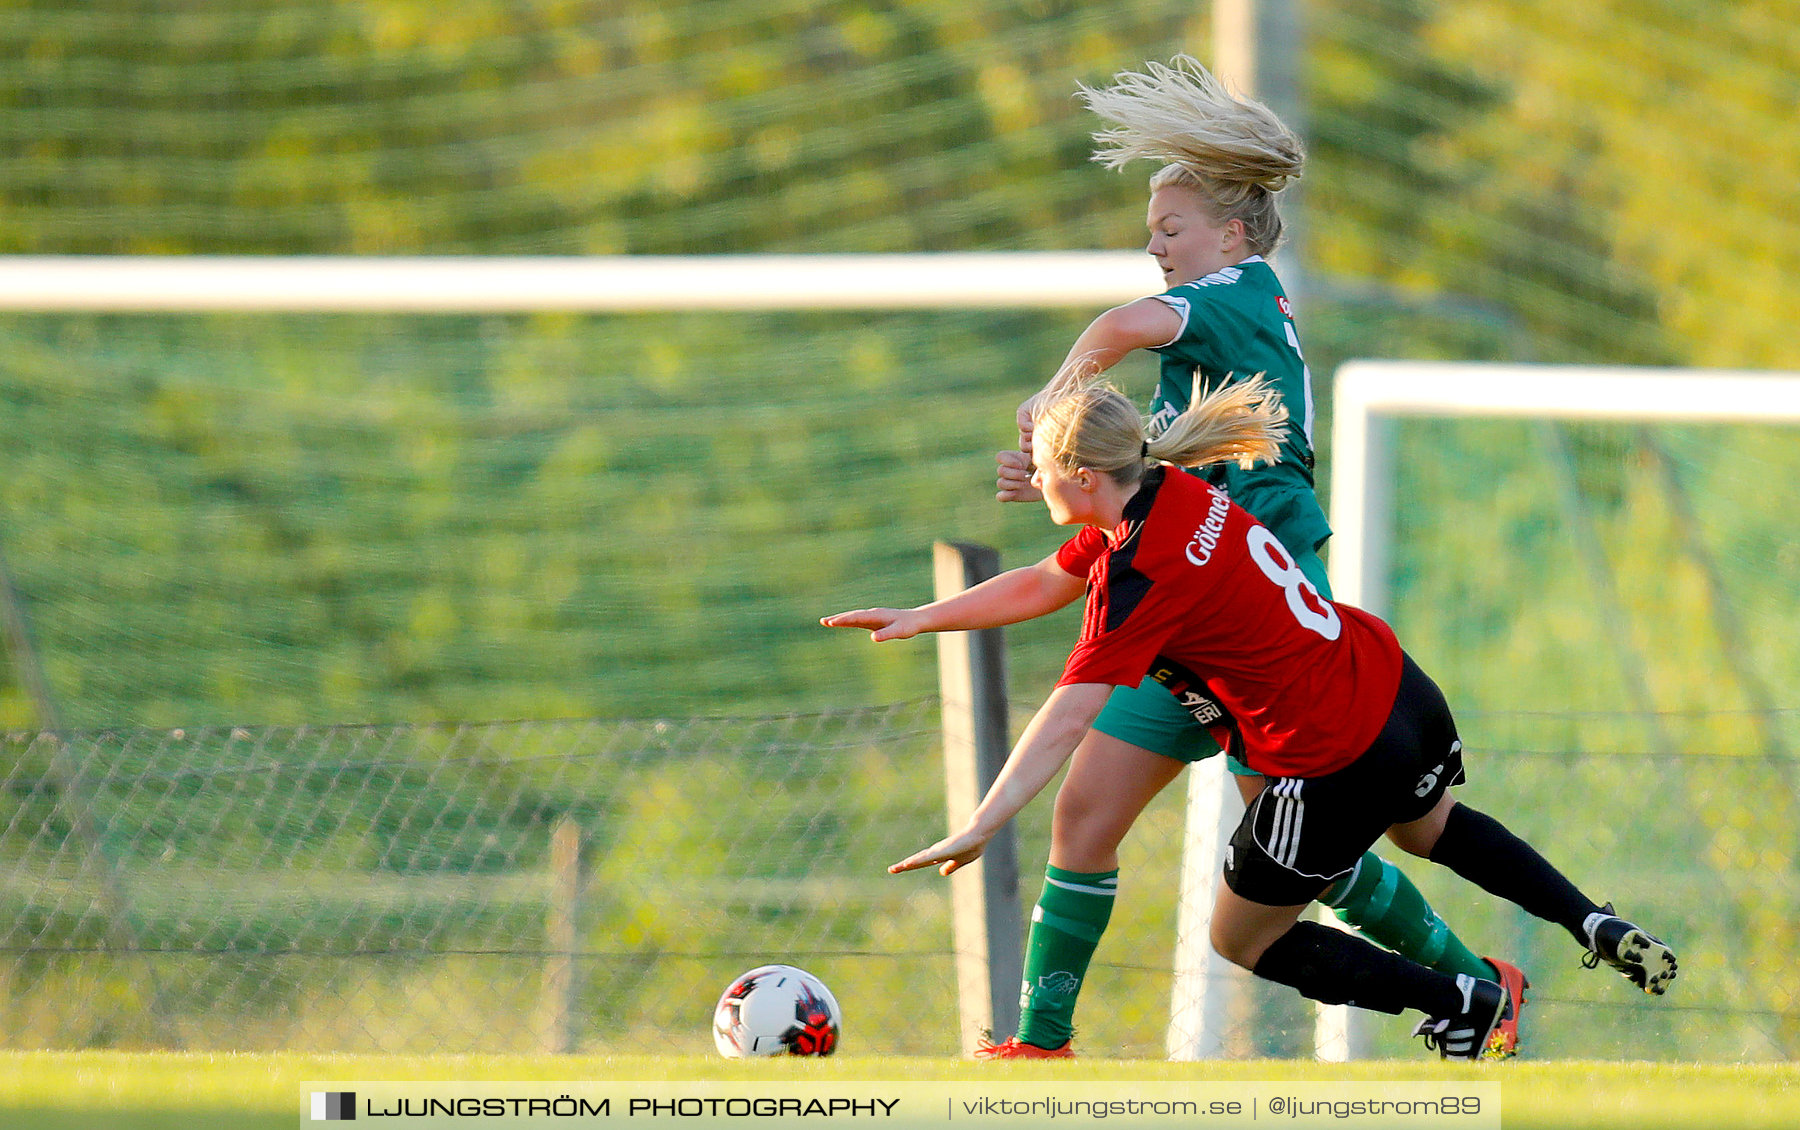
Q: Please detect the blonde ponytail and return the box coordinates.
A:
[1147,373,1287,471]
[1033,373,1286,487]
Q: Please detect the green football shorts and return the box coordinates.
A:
[1091,542,1331,772]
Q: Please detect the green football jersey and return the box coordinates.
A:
[1145,255,1331,556]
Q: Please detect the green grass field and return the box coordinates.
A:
[1,1052,1796,1130]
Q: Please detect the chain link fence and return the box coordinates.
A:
[0,703,960,1054]
[2,700,1795,1060]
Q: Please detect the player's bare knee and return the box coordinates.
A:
[1050,788,1126,861]
[1208,920,1261,970]
[1049,824,1126,872]
[1388,794,1457,858]
[1385,826,1436,858]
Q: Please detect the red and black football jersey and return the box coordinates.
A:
[1055,467,1403,777]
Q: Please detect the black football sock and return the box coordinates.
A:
[1251,920,1469,1018]
[1428,803,1604,945]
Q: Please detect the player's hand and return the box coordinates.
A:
[889,825,994,877]
[820,608,926,642]
[1015,398,1038,458]
[995,449,1042,503]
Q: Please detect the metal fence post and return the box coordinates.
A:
[932,541,1022,1055]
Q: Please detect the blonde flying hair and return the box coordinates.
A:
[1078,55,1304,256]
[1032,363,1288,489]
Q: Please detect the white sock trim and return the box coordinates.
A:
[1044,875,1118,896]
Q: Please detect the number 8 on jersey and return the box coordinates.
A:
[1246,526,1340,640]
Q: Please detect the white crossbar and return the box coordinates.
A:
[0,253,1158,313]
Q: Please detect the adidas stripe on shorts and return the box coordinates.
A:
[1223,653,1467,907]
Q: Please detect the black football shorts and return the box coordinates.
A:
[1223,652,1467,907]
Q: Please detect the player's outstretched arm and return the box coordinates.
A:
[821,555,1083,640]
[817,606,928,642]
[890,682,1113,876]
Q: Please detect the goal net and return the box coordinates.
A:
[1299,361,1798,1061]
[0,256,1153,730]
[3,264,1797,1061]
[0,253,1206,1057]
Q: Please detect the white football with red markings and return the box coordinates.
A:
[712,964,841,1057]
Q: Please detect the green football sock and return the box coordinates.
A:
[1014,864,1117,1049]
[1321,852,1494,980]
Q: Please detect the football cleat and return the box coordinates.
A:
[973,1035,1076,1060]
[1412,973,1508,1061]
[1582,903,1677,995]
[1479,957,1530,1059]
